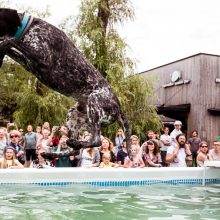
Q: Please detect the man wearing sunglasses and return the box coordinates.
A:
[7,130,25,165]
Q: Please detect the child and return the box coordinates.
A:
[99,152,119,168]
[124,145,145,168]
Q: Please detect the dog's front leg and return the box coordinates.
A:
[0,36,52,73]
[0,37,19,68]
[6,48,32,72]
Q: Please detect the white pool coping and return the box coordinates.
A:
[0,167,219,186]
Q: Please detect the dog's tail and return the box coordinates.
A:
[118,108,131,158]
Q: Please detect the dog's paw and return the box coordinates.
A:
[40,152,58,160]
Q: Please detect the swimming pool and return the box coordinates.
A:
[0,165,220,219]
[0,183,220,219]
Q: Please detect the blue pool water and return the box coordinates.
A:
[0,184,220,220]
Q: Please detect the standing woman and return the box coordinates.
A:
[36,126,43,144]
[100,137,116,163]
[0,147,24,169]
[0,128,7,158]
[160,127,172,167]
[37,129,53,152]
[42,122,51,132]
[114,128,125,154]
[117,139,128,165]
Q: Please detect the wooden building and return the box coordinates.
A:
[140,53,220,142]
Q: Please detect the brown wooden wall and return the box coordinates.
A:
[140,53,220,143]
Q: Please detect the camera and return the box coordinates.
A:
[53,126,61,131]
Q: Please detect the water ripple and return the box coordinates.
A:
[0,184,219,219]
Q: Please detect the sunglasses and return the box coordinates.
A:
[10,135,19,138]
[201,145,208,148]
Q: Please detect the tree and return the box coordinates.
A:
[71,0,162,140]
[0,62,74,129]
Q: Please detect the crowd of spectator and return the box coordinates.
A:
[0,120,219,169]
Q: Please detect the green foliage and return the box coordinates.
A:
[0,62,74,129]
[74,0,162,141]
[0,0,162,139]
[0,3,74,129]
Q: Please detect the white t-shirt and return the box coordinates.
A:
[170,129,182,146]
[40,139,50,152]
[80,149,93,167]
[160,134,172,151]
[167,145,187,167]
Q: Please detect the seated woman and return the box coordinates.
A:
[99,137,116,163]
[124,145,145,168]
[0,146,24,169]
[76,147,100,167]
[99,152,119,168]
[197,141,212,167]
[143,140,162,167]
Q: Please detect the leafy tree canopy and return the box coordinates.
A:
[71,0,162,140]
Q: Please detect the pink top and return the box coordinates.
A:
[143,152,159,167]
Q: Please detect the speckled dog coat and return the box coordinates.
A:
[0,8,130,153]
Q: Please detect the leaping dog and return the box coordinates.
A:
[0,8,131,156]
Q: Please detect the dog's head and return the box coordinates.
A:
[0,8,21,37]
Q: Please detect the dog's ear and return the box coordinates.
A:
[0,8,21,37]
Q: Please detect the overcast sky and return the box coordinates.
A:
[6,0,220,72]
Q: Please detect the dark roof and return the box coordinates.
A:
[138,53,220,74]
[159,115,177,124]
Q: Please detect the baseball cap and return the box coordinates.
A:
[174,120,182,125]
